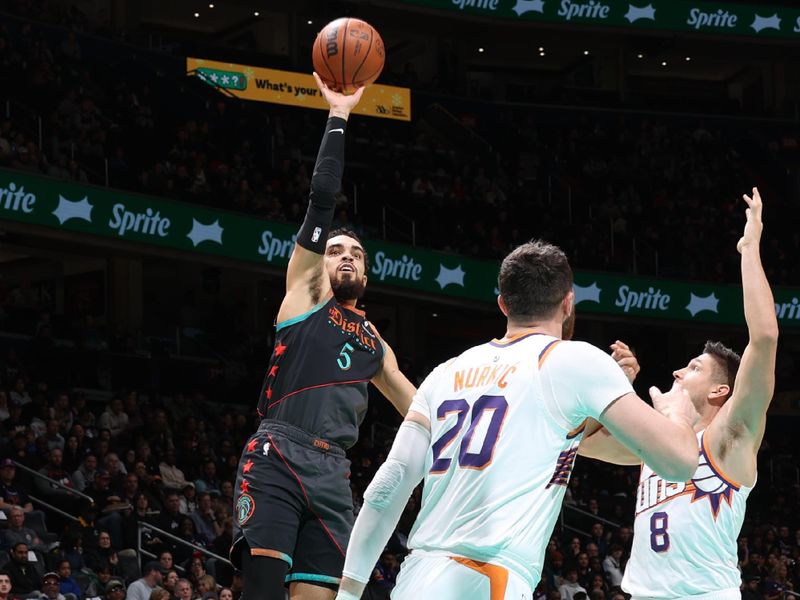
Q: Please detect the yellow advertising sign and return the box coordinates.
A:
[186,57,411,122]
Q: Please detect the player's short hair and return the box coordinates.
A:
[703,340,741,398]
[328,227,370,273]
[498,240,573,322]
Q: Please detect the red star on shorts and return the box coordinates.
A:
[274,341,287,356]
[246,438,258,453]
[268,365,279,377]
[240,479,250,493]
[243,460,254,474]
[266,388,273,400]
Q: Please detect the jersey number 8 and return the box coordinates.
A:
[430,395,508,474]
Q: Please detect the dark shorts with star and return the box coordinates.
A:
[230,419,353,587]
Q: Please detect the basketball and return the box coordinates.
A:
[312,18,385,94]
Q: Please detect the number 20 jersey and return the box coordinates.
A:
[622,430,753,599]
[406,332,634,589]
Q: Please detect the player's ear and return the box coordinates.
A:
[563,290,575,315]
[361,273,368,286]
[708,384,730,404]
[497,295,509,317]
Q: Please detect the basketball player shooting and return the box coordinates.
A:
[230,73,416,600]
[581,188,778,600]
[335,239,700,600]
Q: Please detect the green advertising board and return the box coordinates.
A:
[0,169,798,326]
[395,0,800,39]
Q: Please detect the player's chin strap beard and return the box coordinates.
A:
[332,278,366,303]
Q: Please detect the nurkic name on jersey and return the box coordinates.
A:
[406,332,634,590]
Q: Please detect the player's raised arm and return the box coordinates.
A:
[713,188,778,447]
[277,74,365,324]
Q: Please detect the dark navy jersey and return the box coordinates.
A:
[257,296,385,449]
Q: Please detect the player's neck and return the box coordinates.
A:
[695,404,720,432]
[504,320,562,339]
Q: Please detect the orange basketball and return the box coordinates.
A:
[312,18,385,94]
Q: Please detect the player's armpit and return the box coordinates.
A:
[578,420,641,465]
[599,391,697,481]
[371,339,416,416]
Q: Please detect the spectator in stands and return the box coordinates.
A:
[589,523,610,557]
[122,493,159,552]
[102,453,126,496]
[5,543,40,595]
[742,574,762,600]
[156,491,184,537]
[0,458,34,513]
[197,574,216,599]
[187,557,206,592]
[71,454,97,492]
[0,572,11,600]
[174,579,192,600]
[125,562,162,600]
[189,493,221,546]
[9,378,31,407]
[37,571,65,600]
[178,482,196,515]
[84,530,120,576]
[219,588,233,600]
[602,544,624,589]
[2,506,45,552]
[97,398,127,438]
[175,519,205,564]
[150,589,170,600]
[162,569,178,598]
[193,461,219,495]
[43,419,64,452]
[157,551,173,574]
[559,568,586,600]
[35,448,75,507]
[85,470,124,548]
[61,436,83,473]
[119,473,140,507]
[55,561,80,600]
[103,578,125,600]
[158,450,188,490]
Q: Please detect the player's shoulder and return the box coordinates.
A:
[543,340,616,368]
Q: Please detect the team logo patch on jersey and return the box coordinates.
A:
[690,444,740,519]
[236,493,256,525]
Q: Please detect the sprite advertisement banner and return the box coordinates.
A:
[186,57,411,122]
[0,169,798,326]
[395,0,800,39]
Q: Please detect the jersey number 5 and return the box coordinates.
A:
[430,395,508,474]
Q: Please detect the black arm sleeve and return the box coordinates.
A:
[296,116,347,254]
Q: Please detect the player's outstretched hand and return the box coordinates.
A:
[313,72,365,119]
[737,187,764,254]
[611,340,640,384]
[649,381,696,427]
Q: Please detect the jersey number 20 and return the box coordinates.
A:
[430,395,508,474]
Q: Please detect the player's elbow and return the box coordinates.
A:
[751,325,779,346]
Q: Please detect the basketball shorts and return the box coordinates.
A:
[230,419,353,587]
[391,552,532,600]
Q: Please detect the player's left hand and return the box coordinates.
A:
[611,340,640,384]
[313,72,365,118]
[737,187,763,254]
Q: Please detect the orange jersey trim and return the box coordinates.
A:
[702,433,742,489]
[538,340,562,368]
[451,557,509,600]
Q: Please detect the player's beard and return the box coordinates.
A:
[561,306,576,341]
[332,274,366,303]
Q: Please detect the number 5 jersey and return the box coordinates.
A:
[405,332,634,590]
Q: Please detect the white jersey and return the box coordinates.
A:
[406,332,634,589]
[623,430,752,599]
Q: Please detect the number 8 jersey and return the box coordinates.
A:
[622,430,753,599]
[405,332,634,590]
